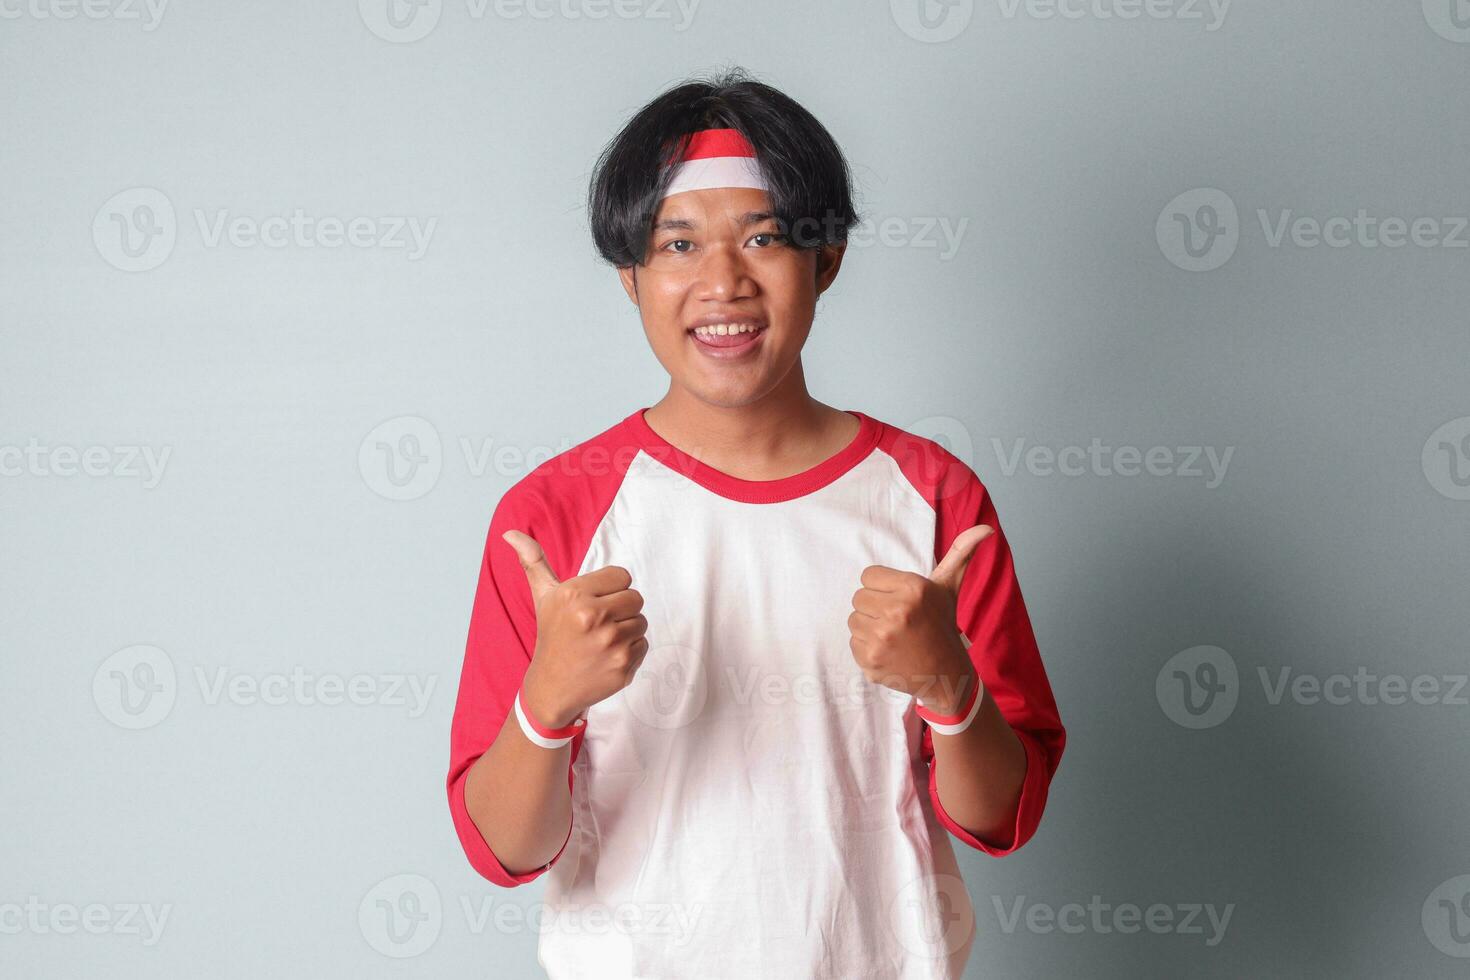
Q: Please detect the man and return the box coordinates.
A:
[446,67,1065,979]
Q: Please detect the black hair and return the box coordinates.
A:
[587,66,861,268]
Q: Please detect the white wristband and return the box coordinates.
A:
[921,679,984,735]
[514,687,585,749]
[916,629,982,735]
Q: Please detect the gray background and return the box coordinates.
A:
[3,0,1468,976]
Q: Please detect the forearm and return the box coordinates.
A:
[928,669,1028,849]
[463,705,574,876]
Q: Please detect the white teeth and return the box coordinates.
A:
[692,323,761,337]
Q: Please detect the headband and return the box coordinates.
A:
[659,128,770,201]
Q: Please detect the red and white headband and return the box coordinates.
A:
[659,127,770,201]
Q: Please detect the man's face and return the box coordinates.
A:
[618,186,845,408]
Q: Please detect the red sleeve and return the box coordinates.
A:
[920,459,1065,857]
[446,486,586,887]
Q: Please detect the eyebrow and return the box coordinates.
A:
[651,210,776,233]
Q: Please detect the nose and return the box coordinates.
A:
[694,241,756,302]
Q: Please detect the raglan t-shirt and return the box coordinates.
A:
[446,406,1066,980]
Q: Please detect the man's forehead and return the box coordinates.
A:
[652,188,775,229]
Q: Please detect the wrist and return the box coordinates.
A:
[929,630,977,710]
[928,661,979,717]
[521,668,580,730]
[917,630,981,723]
[513,687,585,749]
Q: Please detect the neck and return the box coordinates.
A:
[643,361,854,477]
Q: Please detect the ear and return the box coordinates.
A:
[617,264,639,306]
[814,242,847,297]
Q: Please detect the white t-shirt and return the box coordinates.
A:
[447,407,1065,979]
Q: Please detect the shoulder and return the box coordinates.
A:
[866,411,987,509]
[486,412,642,573]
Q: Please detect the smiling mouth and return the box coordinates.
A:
[687,322,767,352]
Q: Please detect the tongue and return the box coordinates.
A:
[694,328,761,348]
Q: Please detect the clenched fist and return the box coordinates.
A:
[502,530,650,730]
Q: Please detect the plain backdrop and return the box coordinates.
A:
[3,1,1469,977]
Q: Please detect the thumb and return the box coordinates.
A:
[929,524,994,596]
[501,529,561,604]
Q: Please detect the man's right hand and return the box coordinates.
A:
[502,529,650,730]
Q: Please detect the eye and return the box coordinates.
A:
[749,232,787,247]
[661,239,694,253]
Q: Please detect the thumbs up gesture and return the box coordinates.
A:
[847,525,994,715]
[502,529,650,730]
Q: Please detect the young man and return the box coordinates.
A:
[446,69,1065,979]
